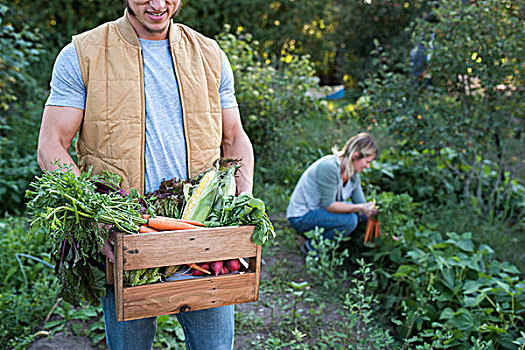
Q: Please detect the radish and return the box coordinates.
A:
[226,259,241,272]
[190,262,211,276]
[210,261,223,276]
[192,269,204,276]
[220,266,229,275]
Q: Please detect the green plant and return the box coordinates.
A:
[217,25,324,158]
[367,149,462,206]
[25,166,148,306]
[154,315,186,349]
[377,227,525,349]
[360,0,524,223]
[284,281,310,326]
[421,202,525,273]
[342,259,396,349]
[0,3,46,214]
[0,216,59,348]
[304,228,350,292]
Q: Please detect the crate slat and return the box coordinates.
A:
[121,273,258,320]
[121,226,257,270]
[114,234,125,321]
[106,257,114,285]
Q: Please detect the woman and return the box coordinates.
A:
[287,132,379,253]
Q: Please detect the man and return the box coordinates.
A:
[37,0,254,349]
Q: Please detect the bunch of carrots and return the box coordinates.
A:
[138,214,205,233]
[364,216,381,246]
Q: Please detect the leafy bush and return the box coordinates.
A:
[179,0,429,86]
[369,207,525,349]
[319,0,432,87]
[0,217,58,348]
[7,0,122,83]
[0,102,43,214]
[217,26,361,209]
[360,0,524,223]
[0,4,46,214]
[217,26,321,156]
[367,149,461,206]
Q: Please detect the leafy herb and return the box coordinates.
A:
[25,164,147,305]
[206,193,276,245]
[145,176,199,219]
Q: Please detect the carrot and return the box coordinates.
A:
[375,221,381,239]
[147,216,200,231]
[173,219,205,227]
[371,219,378,243]
[364,218,375,244]
[142,214,151,220]
[187,262,211,275]
[139,225,158,233]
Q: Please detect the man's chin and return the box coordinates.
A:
[142,24,169,34]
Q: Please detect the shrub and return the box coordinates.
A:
[217,26,321,157]
[360,0,524,223]
[361,191,525,349]
[382,229,524,349]
[0,4,46,214]
[0,217,59,348]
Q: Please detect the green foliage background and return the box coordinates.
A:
[0,0,523,348]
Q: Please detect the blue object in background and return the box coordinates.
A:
[324,88,345,100]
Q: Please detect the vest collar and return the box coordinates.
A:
[115,10,182,47]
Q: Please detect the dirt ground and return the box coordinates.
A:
[29,332,97,350]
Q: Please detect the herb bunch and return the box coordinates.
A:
[25,165,147,305]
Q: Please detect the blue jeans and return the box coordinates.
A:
[288,208,359,250]
[102,286,234,350]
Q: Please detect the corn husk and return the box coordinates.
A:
[181,169,220,222]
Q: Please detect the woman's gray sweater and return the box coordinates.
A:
[286,155,365,219]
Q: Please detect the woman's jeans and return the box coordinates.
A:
[288,208,359,250]
[102,285,234,350]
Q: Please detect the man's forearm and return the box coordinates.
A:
[37,141,80,175]
[223,132,254,194]
[38,146,80,175]
[37,106,84,175]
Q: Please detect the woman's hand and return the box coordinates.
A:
[362,201,379,218]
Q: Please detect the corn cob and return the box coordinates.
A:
[181,169,218,222]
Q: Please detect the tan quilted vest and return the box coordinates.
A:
[73,14,222,193]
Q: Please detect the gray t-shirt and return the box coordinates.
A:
[286,155,365,218]
[46,38,237,193]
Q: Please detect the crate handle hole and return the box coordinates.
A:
[179,305,192,312]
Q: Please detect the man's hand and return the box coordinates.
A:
[99,224,115,262]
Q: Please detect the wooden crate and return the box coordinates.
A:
[106,226,261,321]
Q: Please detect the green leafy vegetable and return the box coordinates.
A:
[206,193,276,245]
[25,164,147,305]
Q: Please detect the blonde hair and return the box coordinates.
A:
[332,132,378,178]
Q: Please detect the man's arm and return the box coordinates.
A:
[221,107,254,194]
[37,105,83,175]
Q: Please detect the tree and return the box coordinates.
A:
[361,0,524,221]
